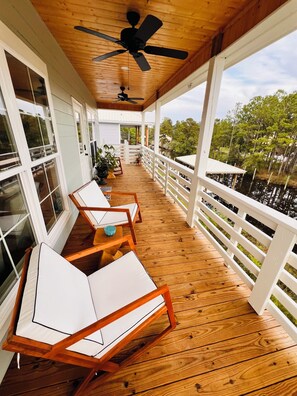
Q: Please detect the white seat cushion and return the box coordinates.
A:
[16,243,104,356]
[88,251,164,359]
[95,203,138,227]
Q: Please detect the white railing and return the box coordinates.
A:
[142,146,297,342]
[113,144,124,159]
[143,147,193,214]
[115,141,142,164]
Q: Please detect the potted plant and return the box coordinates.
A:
[103,145,118,178]
[94,145,117,184]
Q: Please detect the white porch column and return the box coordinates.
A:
[186,56,225,226]
[153,100,161,179]
[124,139,130,164]
[154,100,161,154]
[248,226,296,315]
[141,111,145,147]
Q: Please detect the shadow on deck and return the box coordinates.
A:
[1,164,297,395]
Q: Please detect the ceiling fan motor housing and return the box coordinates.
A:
[120,27,145,52]
[118,87,128,101]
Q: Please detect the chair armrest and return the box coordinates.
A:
[78,206,130,214]
[43,284,171,358]
[78,205,132,225]
[63,235,136,262]
[104,191,139,204]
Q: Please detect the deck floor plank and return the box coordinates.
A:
[1,164,296,395]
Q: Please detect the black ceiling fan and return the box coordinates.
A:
[74,11,188,71]
[114,86,144,104]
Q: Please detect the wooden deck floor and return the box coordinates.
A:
[1,164,297,395]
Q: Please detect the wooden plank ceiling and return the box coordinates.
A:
[30,0,286,111]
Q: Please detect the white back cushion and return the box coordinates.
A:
[88,251,164,358]
[74,180,110,225]
[16,243,104,356]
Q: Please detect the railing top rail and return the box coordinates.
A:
[200,175,297,235]
[142,146,194,178]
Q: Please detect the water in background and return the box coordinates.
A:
[210,174,297,220]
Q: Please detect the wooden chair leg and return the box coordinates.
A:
[79,324,174,395]
[130,225,137,244]
[137,210,143,223]
[73,368,97,396]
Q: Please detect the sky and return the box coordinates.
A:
[147,29,297,124]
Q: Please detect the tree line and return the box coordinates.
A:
[151,90,296,179]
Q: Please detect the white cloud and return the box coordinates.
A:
[160,29,297,122]
[161,84,206,122]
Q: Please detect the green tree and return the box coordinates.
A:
[169,118,200,158]
[159,117,172,155]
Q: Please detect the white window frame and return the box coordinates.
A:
[86,105,98,165]
[0,21,70,320]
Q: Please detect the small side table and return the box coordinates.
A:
[93,226,123,267]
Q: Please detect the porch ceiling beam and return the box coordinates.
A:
[142,0,288,111]
[97,101,143,112]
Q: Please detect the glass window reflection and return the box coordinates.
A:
[75,111,83,154]
[0,176,35,304]
[0,88,20,171]
[32,165,50,201]
[40,196,56,232]
[32,159,64,232]
[5,52,56,160]
[0,239,17,304]
[0,176,27,235]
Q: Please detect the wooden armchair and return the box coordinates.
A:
[3,236,176,395]
[69,180,142,243]
[114,156,123,175]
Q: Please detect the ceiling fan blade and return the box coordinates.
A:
[93,49,127,62]
[74,26,121,45]
[144,45,188,60]
[134,15,162,43]
[132,53,151,71]
[129,97,144,100]
[126,99,138,104]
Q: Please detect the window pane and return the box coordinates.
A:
[45,159,58,191]
[32,159,64,233]
[87,110,95,141]
[32,164,50,201]
[0,89,20,171]
[0,176,36,304]
[0,176,27,234]
[53,188,63,216]
[40,196,55,232]
[75,111,83,154]
[0,240,17,304]
[30,69,49,108]
[5,217,35,272]
[5,52,57,160]
[88,122,93,140]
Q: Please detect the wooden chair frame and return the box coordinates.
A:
[3,236,176,396]
[69,180,142,244]
[113,156,123,175]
